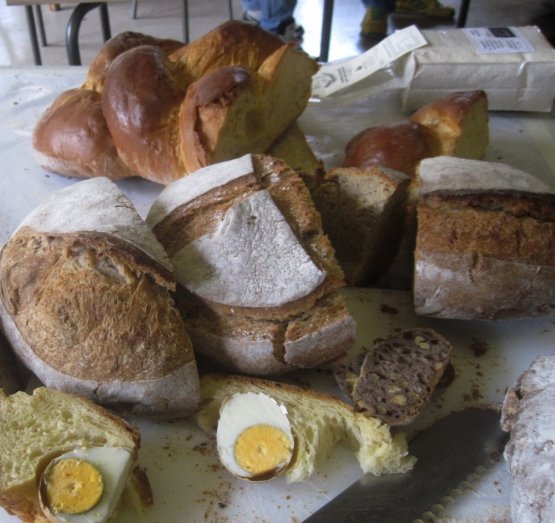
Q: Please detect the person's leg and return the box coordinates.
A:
[242,0,302,44]
[360,0,395,38]
[395,0,455,18]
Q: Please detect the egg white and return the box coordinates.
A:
[216,392,294,480]
[40,446,133,523]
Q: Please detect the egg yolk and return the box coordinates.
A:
[44,458,104,514]
[234,424,292,477]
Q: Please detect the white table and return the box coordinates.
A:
[0,66,554,522]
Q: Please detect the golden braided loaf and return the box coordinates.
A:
[32,21,319,185]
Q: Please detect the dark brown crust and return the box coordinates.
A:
[102,45,187,184]
[343,121,431,178]
[32,89,136,180]
[417,190,555,266]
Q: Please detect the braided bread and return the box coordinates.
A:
[32,22,318,185]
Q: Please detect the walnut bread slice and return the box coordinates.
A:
[336,328,452,426]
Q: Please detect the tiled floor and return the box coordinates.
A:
[0,0,553,67]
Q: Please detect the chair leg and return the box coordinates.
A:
[34,5,47,46]
[66,2,106,66]
[24,6,42,65]
[132,0,138,19]
[182,0,189,43]
[99,3,111,42]
[228,0,233,19]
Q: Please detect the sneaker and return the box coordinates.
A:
[396,0,455,18]
[360,7,388,38]
[275,17,304,46]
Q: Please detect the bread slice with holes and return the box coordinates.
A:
[196,373,415,483]
[147,153,356,375]
[335,328,452,426]
[0,387,152,523]
[0,177,200,418]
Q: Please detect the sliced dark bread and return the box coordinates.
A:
[336,328,452,426]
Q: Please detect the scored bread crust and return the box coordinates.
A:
[0,178,200,418]
[0,387,150,523]
[148,154,356,374]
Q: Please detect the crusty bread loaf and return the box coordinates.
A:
[501,356,555,522]
[343,121,432,178]
[147,154,356,374]
[196,373,415,483]
[414,157,555,320]
[0,387,152,523]
[0,177,200,418]
[311,165,410,286]
[335,328,452,426]
[33,22,318,185]
[409,90,489,159]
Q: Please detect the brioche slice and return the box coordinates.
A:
[336,328,452,426]
[409,90,489,159]
[147,154,355,375]
[0,387,152,523]
[196,373,415,483]
[0,177,200,418]
[501,356,555,522]
[311,165,410,286]
[414,157,555,320]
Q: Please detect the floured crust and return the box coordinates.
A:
[0,179,200,418]
[501,356,555,522]
[149,154,355,374]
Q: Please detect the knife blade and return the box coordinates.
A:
[303,407,508,523]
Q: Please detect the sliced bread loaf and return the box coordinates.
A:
[0,387,151,523]
[196,373,415,483]
[336,328,453,426]
[409,90,489,159]
[147,154,355,374]
[311,165,410,286]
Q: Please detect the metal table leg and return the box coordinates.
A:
[456,0,471,27]
[319,0,334,62]
[24,6,41,65]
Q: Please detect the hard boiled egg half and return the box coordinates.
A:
[39,446,133,523]
[216,392,295,481]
